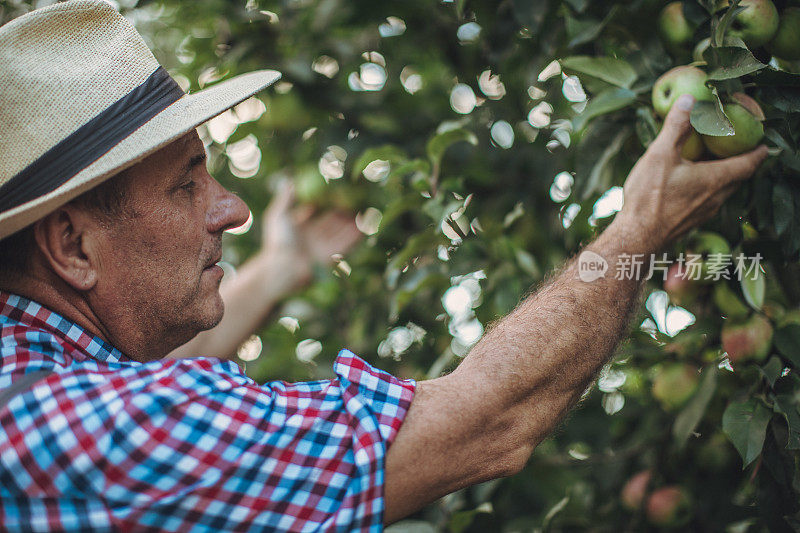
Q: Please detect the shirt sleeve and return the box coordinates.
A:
[0,350,416,532]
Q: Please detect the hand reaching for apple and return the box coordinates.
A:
[614,93,768,254]
[261,180,363,286]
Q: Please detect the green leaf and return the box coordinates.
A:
[773,394,800,449]
[706,46,767,80]
[740,269,765,310]
[559,56,637,89]
[713,4,748,46]
[774,324,800,368]
[673,366,718,449]
[426,128,477,167]
[635,106,659,148]
[541,496,569,530]
[572,88,637,131]
[564,6,619,48]
[351,145,407,179]
[772,180,794,237]
[385,521,437,533]
[759,356,783,388]
[690,100,734,136]
[449,504,492,533]
[722,398,773,468]
[581,125,631,200]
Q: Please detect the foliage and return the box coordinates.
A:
[4,0,800,529]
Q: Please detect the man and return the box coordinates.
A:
[0,0,768,531]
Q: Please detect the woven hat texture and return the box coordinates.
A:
[0,0,280,240]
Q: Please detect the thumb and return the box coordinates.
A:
[656,94,696,153]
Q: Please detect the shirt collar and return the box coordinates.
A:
[0,290,133,365]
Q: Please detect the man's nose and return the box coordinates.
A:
[206,177,250,234]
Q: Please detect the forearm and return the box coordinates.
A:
[453,218,653,446]
[168,252,306,360]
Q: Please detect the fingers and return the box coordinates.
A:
[695,144,768,185]
[654,94,696,153]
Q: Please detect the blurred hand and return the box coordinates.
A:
[614,94,768,253]
[261,180,363,285]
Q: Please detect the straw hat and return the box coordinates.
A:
[0,0,280,240]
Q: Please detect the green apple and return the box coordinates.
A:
[659,2,695,51]
[652,364,700,411]
[693,37,711,63]
[689,231,731,282]
[722,0,780,48]
[682,129,705,160]
[652,66,714,117]
[621,470,652,511]
[768,7,800,60]
[646,486,692,527]
[701,100,765,158]
[721,314,774,364]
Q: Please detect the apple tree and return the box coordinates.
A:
[3,0,799,529]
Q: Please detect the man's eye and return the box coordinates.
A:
[181,180,197,192]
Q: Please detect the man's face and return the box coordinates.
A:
[89,131,249,360]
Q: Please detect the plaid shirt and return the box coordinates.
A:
[0,291,416,532]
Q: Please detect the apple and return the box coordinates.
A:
[689,231,731,282]
[768,7,800,61]
[721,314,774,364]
[652,66,714,118]
[721,0,780,48]
[621,470,652,511]
[659,2,695,51]
[701,100,765,158]
[681,129,705,160]
[647,486,692,526]
[652,364,700,411]
[664,262,699,306]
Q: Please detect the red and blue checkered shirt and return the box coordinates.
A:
[0,290,416,531]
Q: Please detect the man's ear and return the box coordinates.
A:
[33,205,101,291]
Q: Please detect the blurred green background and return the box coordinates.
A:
[3,0,799,530]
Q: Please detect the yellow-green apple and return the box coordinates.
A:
[659,2,695,51]
[721,314,774,363]
[621,470,652,511]
[646,486,692,527]
[652,364,700,411]
[652,66,714,117]
[721,0,780,48]
[701,95,765,157]
[689,231,731,282]
[768,7,800,60]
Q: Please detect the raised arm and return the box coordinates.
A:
[168,183,362,360]
[384,95,769,523]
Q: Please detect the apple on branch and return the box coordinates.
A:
[718,0,780,48]
[701,93,765,158]
[768,7,800,61]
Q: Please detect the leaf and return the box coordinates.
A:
[581,126,631,200]
[351,145,407,179]
[706,46,767,80]
[722,398,773,468]
[541,496,569,530]
[426,128,477,167]
[635,106,659,148]
[713,4,748,46]
[572,87,637,131]
[772,180,794,237]
[673,366,718,448]
[774,324,800,368]
[564,6,619,48]
[691,100,734,136]
[773,394,800,449]
[759,356,783,388]
[740,269,765,310]
[559,56,637,89]
[449,504,492,533]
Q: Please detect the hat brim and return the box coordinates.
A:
[0,69,281,240]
